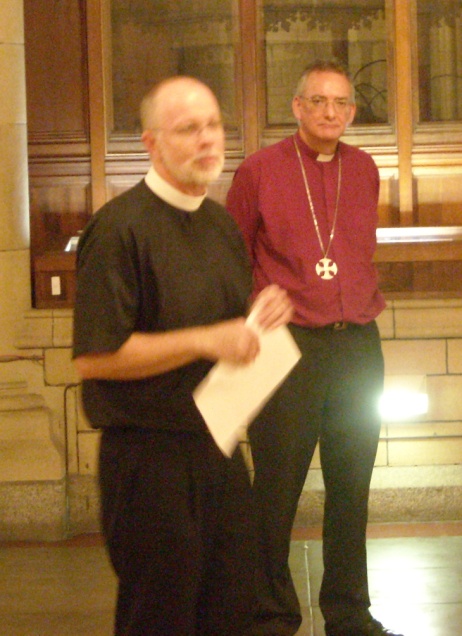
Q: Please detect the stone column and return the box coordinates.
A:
[0,0,31,353]
[0,1,66,541]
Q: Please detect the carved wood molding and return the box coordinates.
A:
[264,2,385,33]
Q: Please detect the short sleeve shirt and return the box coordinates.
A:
[73,180,252,431]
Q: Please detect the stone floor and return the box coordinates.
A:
[293,521,462,636]
[1,521,461,635]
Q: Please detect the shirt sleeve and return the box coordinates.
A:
[72,209,142,358]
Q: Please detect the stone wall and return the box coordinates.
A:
[1,298,461,539]
[297,298,462,527]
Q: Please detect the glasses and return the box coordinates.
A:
[153,120,223,138]
[299,96,351,112]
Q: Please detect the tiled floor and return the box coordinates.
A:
[1,522,462,635]
[293,521,462,636]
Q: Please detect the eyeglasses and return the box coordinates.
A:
[298,96,351,112]
[152,120,223,138]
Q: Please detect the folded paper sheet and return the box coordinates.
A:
[193,325,301,456]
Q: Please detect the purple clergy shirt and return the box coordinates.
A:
[226,132,386,328]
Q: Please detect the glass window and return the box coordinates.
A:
[109,0,238,135]
[263,0,388,126]
[417,0,462,122]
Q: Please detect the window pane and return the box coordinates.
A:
[417,0,462,122]
[264,0,388,126]
[110,0,238,135]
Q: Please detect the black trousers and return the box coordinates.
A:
[248,321,384,635]
[98,427,256,636]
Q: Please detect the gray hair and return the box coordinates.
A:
[295,60,356,103]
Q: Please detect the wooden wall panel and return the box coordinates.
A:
[377,261,462,295]
[207,171,236,206]
[24,0,91,308]
[378,171,400,227]
[34,252,77,309]
[29,180,91,253]
[105,175,142,203]
[415,172,462,226]
[104,165,239,208]
[24,0,89,139]
[22,0,462,307]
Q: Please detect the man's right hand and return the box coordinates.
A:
[201,318,260,366]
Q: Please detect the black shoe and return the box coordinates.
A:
[326,617,404,636]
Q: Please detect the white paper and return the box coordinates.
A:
[193,325,301,456]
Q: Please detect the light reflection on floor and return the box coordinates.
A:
[0,522,461,635]
[293,522,462,636]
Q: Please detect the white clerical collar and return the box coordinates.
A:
[317,153,336,162]
[145,166,206,212]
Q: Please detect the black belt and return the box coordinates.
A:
[293,321,370,333]
[320,321,349,331]
[293,321,360,332]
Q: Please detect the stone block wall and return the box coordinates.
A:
[297,298,462,526]
[1,299,462,539]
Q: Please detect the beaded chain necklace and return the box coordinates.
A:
[293,135,341,280]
